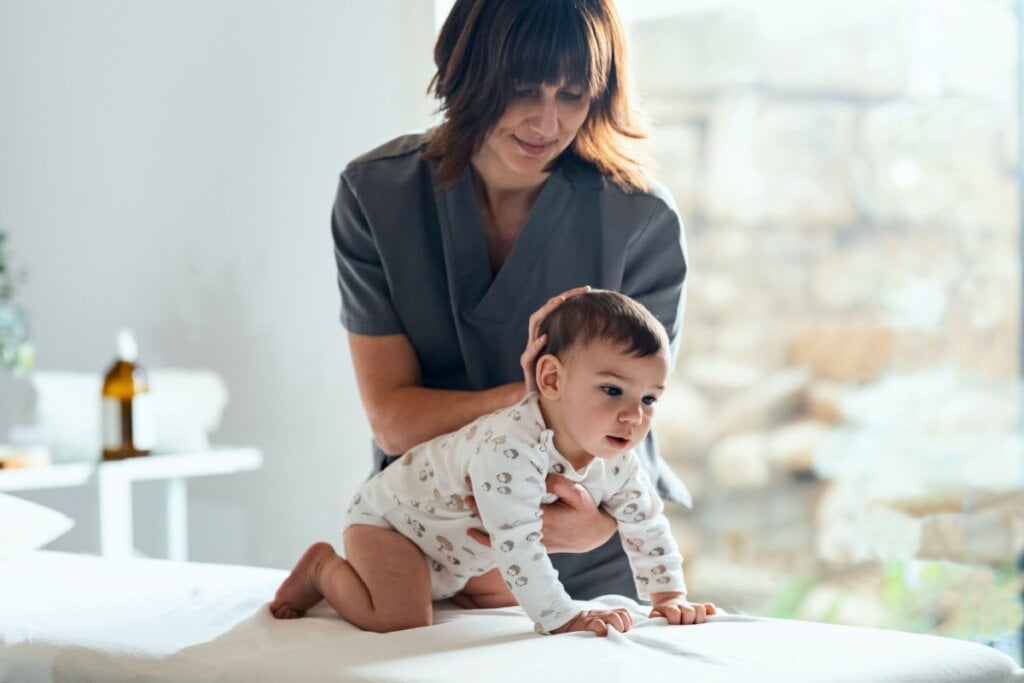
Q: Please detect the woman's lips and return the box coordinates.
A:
[515,136,551,156]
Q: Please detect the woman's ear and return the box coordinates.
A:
[535,354,563,400]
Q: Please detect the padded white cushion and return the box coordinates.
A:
[0,493,74,558]
[0,552,1021,683]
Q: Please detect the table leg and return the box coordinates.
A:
[167,477,188,562]
[98,468,134,558]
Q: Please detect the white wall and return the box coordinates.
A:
[0,0,437,569]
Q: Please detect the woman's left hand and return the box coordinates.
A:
[463,473,616,553]
[535,474,616,552]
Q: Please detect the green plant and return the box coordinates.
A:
[0,231,33,375]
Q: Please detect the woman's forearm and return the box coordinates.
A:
[348,332,526,456]
[368,382,524,455]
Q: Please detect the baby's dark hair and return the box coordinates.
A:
[538,290,668,360]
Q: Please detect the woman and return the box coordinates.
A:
[332,0,689,600]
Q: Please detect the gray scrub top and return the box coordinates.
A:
[332,132,691,508]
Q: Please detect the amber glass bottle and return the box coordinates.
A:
[101,330,156,460]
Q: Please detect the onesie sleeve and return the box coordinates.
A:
[331,170,404,335]
[620,190,693,508]
[466,438,579,634]
[622,192,687,358]
[604,455,688,600]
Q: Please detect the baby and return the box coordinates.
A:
[270,290,715,635]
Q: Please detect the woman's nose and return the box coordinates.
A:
[529,97,558,138]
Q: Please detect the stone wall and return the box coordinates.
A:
[628,0,1022,643]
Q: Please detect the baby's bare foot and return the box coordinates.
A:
[270,542,335,619]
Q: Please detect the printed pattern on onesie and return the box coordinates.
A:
[381,436,500,602]
[343,398,553,604]
[602,454,687,599]
[343,392,687,631]
[465,399,579,634]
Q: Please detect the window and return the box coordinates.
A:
[623,0,1022,662]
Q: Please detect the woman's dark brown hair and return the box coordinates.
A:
[423,0,649,192]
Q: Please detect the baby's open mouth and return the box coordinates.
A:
[606,435,629,448]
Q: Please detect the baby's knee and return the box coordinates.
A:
[370,610,432,633]
[472,592,518,609]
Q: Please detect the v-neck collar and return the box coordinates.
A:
[435,164,574,323]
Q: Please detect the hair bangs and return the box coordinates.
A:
[502,1,609,97]
[425,0,650,192]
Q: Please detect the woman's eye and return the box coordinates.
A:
[642,395,658,406]
[514,87,537,97]
[559,91,585,101]
[601,385,622,397]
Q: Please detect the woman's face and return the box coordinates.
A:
[473,80,592,187]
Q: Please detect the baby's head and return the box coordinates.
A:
[535,290,670,465]
[538,290,669,362]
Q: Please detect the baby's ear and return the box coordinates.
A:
[535,354,563,399]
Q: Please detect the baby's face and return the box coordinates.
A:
[555,340,670,462]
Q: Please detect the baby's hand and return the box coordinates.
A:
[649,598,717,625]
[551,608,633,636]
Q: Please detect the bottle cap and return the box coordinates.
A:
[116,329,138,362]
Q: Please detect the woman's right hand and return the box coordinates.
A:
[521,285,590,393]
[551,608,633,636]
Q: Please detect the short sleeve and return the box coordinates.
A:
[331,170,404,335]
[620,191,694,507]
[622,190,687,357]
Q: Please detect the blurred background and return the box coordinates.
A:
[0,0,435,573]
[624,0,1022,662]
[0,0,1019,663]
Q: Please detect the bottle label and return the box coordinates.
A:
[101,398,121,450]
[133,393,157,449]
[102,395,157,450]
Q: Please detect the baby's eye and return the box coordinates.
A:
[601,385,622,397]
[642,395,658,406]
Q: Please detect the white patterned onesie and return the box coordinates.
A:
[344,392,687,634]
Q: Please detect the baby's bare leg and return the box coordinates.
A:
[270,541,337,619]
[270,525,432,632]
[452,567,518,609]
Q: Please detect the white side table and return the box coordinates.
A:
[0,447,262,561]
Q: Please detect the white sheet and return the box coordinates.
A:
[1,551,1020,683]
